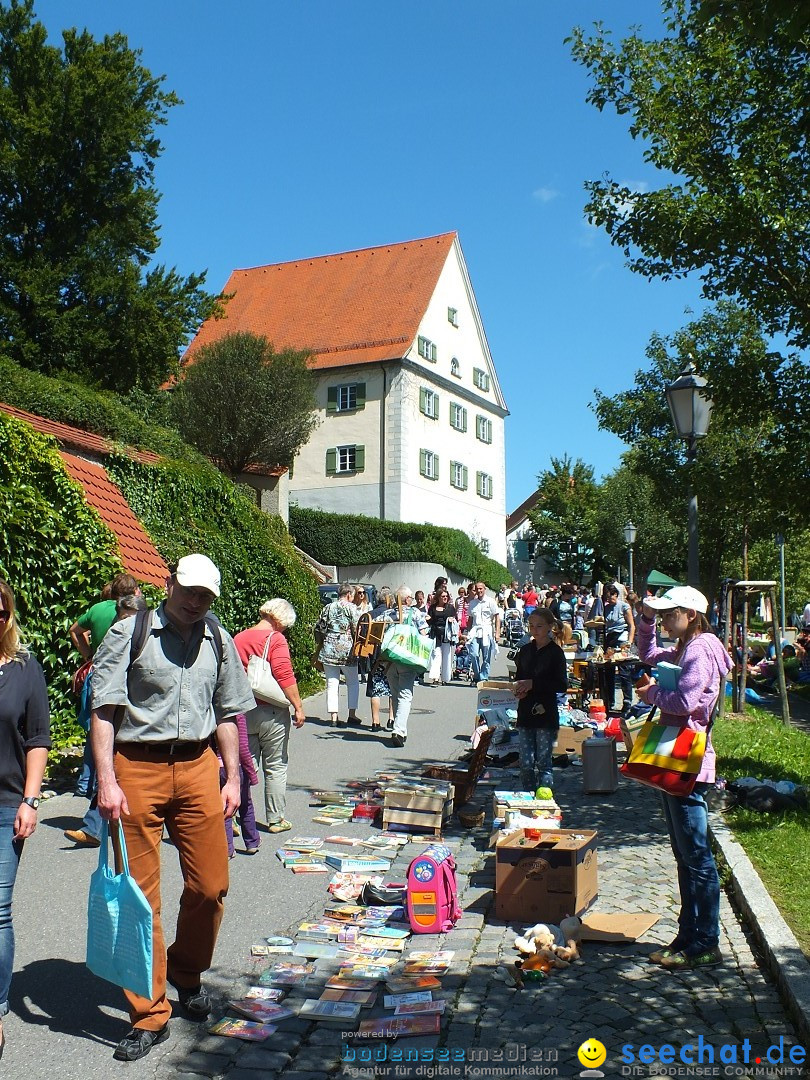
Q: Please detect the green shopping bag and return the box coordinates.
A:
[380,607,433,672]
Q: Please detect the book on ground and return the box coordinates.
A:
[244,986,286,1001]
[357,1015,441,1038]
[383,991,433,1008]
[208,1018,276,1041]
[228,999,295,1023]
[394,1000,446,1016]
[319,988,377,1007]
[325,974,380,991]
[385,975,442,993]
[298,998,361,1022]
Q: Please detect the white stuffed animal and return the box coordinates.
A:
[513,917,582,965]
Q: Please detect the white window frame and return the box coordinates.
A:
[450,401,467,432]
[447,307,459,327]
[479,538,490,555]
[337,445,357,473]
[421,449,439,480]
[420,387,439,419]
[476,415,493,443]
[450,461,468,490]
[450,357,461,378]
[477,471,493,500]
[473,367,490,391]
[337,384,357,412]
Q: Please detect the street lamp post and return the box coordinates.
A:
[623,521,637,594]
[665,360,714,588]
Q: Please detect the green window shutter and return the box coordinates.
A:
[354,445,365,472]
[327,387,338,413]
[355,383,366,410]
[476,471,482,496]
[462,465,468,490]
[432,454,439,480]
[420,387,427,414]
[462,408,467,433]
[420,449,427,477]
[514,540,528,561]
[326,448,337,475]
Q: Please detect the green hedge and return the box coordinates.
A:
[106,456,322,694]
[289,506,510,590]
[0,357,204,464]
[0,414,123,748]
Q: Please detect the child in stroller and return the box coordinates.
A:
[453,640,475,682]
[503,608,526,648]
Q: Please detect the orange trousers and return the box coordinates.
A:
[115,745,229,1029]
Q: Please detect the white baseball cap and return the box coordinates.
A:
[645,585,708,615]
[174,554,221,598]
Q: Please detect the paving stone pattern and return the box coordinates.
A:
[156,757,801,1079]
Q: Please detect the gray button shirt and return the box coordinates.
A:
[92,605,255,743]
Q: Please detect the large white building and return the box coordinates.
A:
[184,232,508,563]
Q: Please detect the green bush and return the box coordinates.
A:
[0,414,123,748]
[106,456,322,694]
[0,357,204,464]
[289,506,510,590]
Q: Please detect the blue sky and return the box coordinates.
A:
[37,1,706,510]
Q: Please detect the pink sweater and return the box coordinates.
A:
[636,617,733,784]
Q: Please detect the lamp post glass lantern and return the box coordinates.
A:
[623,521,637,594]
[665,361,714,588]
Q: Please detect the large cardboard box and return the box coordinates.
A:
[476,681,518,713]
[495,829,598,924]
[554,726,593,756]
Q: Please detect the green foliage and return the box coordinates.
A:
[526,456,601,583]
[106,456,323,694]
[0,357,206,463]
[173,332,319,475]
[570,2,810,347]
[0,0,221,390]
[0,413,122,748]
[288,507,510,590]
[713,708,810,954]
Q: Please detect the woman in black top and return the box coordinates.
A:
[513,607,567,792]
[426,588,458,685]
[0,579,50,1057]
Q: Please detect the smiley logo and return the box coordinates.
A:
[577,1038,607,1072]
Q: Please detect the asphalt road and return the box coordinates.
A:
[6,665,488,1079]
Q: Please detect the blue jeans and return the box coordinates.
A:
[0,808,23,1016]
[468,638,493,683]
[518,728,556,791]
[659,784,720,955]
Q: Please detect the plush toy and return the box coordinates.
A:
[513,917,582,967]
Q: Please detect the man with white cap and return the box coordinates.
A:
[91,554,255,1061]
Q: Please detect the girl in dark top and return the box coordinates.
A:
[0,579,51,1057]
[513,608,568,792]
[426,588,458,685]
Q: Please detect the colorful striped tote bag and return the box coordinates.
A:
[619,709,707,797]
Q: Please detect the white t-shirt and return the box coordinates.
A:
[467,597,500,645]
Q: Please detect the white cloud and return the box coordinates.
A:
[532,186,560,203]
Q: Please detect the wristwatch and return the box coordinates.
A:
[22,796,40,810]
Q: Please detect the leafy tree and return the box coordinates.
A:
[0,0,220,391]
[569,2,810,346]
[172,332,319,476]
[593,303,810,600]
[527,456,601,583]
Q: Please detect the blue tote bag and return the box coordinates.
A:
[86,821,153,1000]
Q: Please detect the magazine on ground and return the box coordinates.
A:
[208,1018,276,1041]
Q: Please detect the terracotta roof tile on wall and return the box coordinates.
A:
[0,403,160,464]
[184,232,457,371]
[60,452,169,588]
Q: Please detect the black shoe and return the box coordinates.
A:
[386,718,394,730]
[168,978,211,1020]
[391,733,406,748]
[346,716,363,727]
[113,1023,170,1061]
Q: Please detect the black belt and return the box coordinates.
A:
[117,740,209,758]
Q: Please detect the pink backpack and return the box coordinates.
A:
[406,844,462,934]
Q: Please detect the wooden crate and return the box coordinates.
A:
[422,727,494,810]
[382,784,453,837]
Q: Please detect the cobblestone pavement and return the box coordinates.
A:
[154,754,803,1080]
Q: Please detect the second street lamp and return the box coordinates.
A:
[665,360,714,588]
[623,521,637,593]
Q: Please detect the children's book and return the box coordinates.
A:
[298,998,361,1022]
[385,975,441,993]
[325,836,363,847]
[356,1015,441,1038]
[288,836,324,851]
[383,991,432,1008]
[339,962,398,979]
[244,986,286,1002]
[319,988,377,1007]
[297,921,341,939]
[655,661,683,690]
[228,999,295,1023]
[324,854,392,873]
[325,974,380,991]
[402,951,454,975]
[258,962,314,987]
[208,1018,276,1041]
[358,936,405,952]
[360,925,409,940]
[290,863,330,874]
[394,999,446,1016]
[292,941,339,960]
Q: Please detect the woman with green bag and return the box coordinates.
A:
[380,586,429,748]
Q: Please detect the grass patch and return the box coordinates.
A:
[712,709,810,956]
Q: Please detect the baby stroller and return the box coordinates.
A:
[453,641,475,682]
[503,609,525,648]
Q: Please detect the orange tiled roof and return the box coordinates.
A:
[184,232,457,371]
[0,403,160,464]
[59,452,169,588]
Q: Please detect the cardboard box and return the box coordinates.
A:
[554,726,593,756]
[492,791,561,821]
[494,829,598,924]
[476,681,518,713]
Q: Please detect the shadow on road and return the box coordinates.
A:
[9,960,122,1046]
